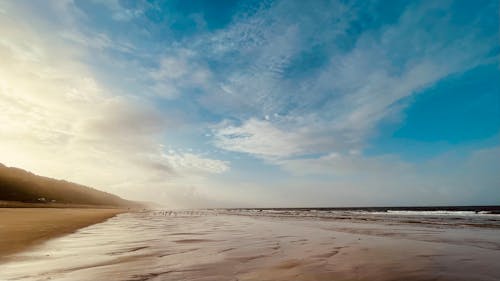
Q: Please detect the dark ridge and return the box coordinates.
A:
[0,163,138,207]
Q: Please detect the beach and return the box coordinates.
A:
[0,208,125,260]
[1,209,499,281]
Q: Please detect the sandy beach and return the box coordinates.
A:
[0,208,125,260]
[1,209,499,281]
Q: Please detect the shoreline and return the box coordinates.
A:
[0,208,126,261]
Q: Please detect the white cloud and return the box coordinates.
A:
[163,151,230,174]
[151,49,214,99]
[213,119,303,158]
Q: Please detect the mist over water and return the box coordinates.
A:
[1,210,500,281]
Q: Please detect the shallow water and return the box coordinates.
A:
[1,210,500,281]
[220,208,500,228]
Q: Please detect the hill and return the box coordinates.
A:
[0,163,137,207]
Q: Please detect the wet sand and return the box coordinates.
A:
[0,208,125,260]
[1,210,499,281]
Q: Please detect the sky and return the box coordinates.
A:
[0,0,499,208]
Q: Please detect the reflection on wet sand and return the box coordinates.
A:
[1,210,499,281]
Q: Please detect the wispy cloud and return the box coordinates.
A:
[213,118,305,158]
[207,1,496,161]
[163,150,229,174]
[151,49,214,99]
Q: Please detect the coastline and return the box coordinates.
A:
[0,208,126,261]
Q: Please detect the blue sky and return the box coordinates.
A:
[0,0,499,207]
